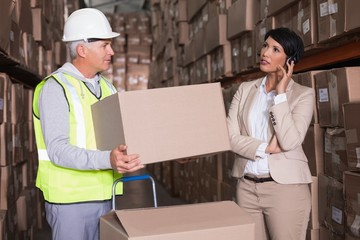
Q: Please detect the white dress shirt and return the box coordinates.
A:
[244,77,287,175]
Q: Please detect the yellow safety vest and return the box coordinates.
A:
[33,72,122,203]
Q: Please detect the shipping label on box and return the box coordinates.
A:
[92,83,231,164]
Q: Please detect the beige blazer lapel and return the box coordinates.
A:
[240,79,262,136]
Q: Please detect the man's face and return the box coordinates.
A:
[84,39,114,73]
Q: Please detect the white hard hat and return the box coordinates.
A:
[62,8,120,42]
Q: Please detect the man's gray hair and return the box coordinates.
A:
[67,40,92,59]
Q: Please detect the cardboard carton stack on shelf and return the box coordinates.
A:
[102,12,152,92]
[0,73,40,239]
[146,0,237,204]
[0,0,67,79]
[227,0,258,74]
[294,66,360,240]
[0,0,74,238]
[149,0,187,88]
[149,0,232,88]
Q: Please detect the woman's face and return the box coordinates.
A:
[259,36,287,73]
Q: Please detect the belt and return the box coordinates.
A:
[244,175,274,183]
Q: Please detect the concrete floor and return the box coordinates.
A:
[37,169,184,239]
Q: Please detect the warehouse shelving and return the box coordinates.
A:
[295,38,360,73]
[219,37,360,88]
[0,50,42,88]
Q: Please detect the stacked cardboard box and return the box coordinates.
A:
[343,171,360,239]
[295,66,360,239]
[227,0,258,74]
[0,0,71,238]
[149,0,233,87]
[316,0,360,43]
[0,72,40,239]
[0,0,67,78]
[102,12,152,92]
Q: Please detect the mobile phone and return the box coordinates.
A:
[286,55,296,63]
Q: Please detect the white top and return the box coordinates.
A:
[244,77,287,175]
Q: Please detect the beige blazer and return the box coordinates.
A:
[227,77,315,184]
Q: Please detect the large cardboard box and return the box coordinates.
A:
[9,21,20,62]
[343,102,360,170]
[187,0,207,22]
[0,123,12,166]
[193,27,206,60]
[31,7,51,50]
[16,189,32,231]
[92,83,231,164]
[11,83,24,124]
[345,0,360,33]
[100,201,255,240]
[0,0,15,53]
[18,0,32,34]
[183,40,195,66]
[318,173,345,236]
[0,75,4,125]
[293,70,323,124]
[315,67,360,128]
[125,64,149,91]
[316,0,360,43]
[205,14,227,54]
[292,0,318,48]
[273,5,293,30]
[267,0,300,16]
[316,0,344,43]
[303,124,324,176]
[0,166,15,210]
[239,32,255,71]
[324,127,348,182]
[209,44,232,80]
[230,33,255,74]
[343,171,360,238]
[175,0,187,22]
[227,0,258,40]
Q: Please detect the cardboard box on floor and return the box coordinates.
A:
[100,201,255,240]
[92,83,231,164]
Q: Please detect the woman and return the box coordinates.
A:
[227,27,314,240]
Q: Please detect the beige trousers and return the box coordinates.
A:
[236,177,311,240]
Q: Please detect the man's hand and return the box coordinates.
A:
[110,145,144,173]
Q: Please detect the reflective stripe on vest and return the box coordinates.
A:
[37,149,50,161]
[54,73,86,148]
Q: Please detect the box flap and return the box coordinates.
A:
[91,91,125,150]
[115,201,254,238]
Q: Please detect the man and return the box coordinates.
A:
[32,8,144,240]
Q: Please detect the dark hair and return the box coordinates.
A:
[264,28,304,64]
